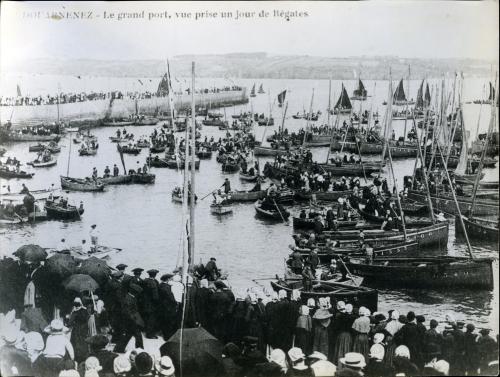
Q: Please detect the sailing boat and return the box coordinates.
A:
[456,82,499,243]
[250,84,256,97]
[258,84,265,94]
[351,79,368,100]
[393,78,415,106]
[333,84,352,114]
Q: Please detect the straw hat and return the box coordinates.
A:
[155,356,175,376]
[44,319,68,334]
[340,352,366,368]
[113,355,132,374]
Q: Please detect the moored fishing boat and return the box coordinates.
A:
[101,118,135,127]
[27,158,57,168]
[318,162,384,176]
[455,215,498,243]
[254,145,294,157]
[254,199,290,221]
[130,173,156,184]
[79,145,98,156]
[45,200,84,220]
[407,189,498,217]
[222,161,240,173]
[196,150,212,159]
[294,189,352,202]
[345,256,494,289]
[28,142,61,153]
[0,167,34,179]
[97,175,133,185]
[117,144,140,155]
[359,142,418,157]
[292,216,357,230]
[60,176,105,192]
[270,279,378,312]
[223,190,266,203]
[238,171,260,182]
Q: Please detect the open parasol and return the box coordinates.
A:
[13,244,48,263]
[63,274,99,293]
[45,254,77,279]
[78,257,111,286]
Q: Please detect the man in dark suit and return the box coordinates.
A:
[158,274,177,341]
[84,335,117,375]
[114,283,144,353]
[106,271,125,343]
[142,269,160,339]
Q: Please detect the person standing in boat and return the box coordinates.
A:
[113,164,119,177]
[222,178,231,194]
[103,166,111,178]
[89,224,99,252]
[205,257,221,281]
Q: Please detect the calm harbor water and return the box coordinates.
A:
[0,76,498,333]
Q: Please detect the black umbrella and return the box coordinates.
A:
[63,274,99,293]
[160,327,223,377]
[78,257,110,286]
[45,254,77,279]
[13,244,48,263]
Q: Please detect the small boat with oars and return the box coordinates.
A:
[223,190,266,203]
[0,167,34,179]
[29,142,61,153]
[27,156,57,168]
[60,176,105,192]
[45,199,84,220]
[346,255,494,290]
[79,145,97,156]
[97,175,133,185]
[254,199,290,221]
[117,144,140,155]
[136,138,151,148]
[238,171,261,182]
[270,277,378,312]
[210,203,233,216]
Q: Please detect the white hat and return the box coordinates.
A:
[114,355,132,374]
[24,331,44,352]
[308,351,327,361]
[425,359,450,376]
[336,301,346,311]
[44,319,68,334]
[391,310,400,320]
[288,347,305,362]
[85,356,102,372]
[300,305,310,316]
[370,344,385,361]
[395,345,410,359]
[345,304,353,314]
[278,290,287,300]
[340,352,366,368]
[307,298,316,307]
[373,333,385,344]
[155,356,175,376]
[310,360,336,377]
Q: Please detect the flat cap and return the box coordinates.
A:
[147,269,159,275]
[116,264,128,270]
[132,268,144,274]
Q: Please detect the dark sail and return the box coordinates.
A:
[353,79,367,97]
[415,80,424,109]
[335,84,352,110]
[277,90,287,106]
[424,83,431,107]
[393,79,407,104]
[157,73,170,96]
[250,84,256,96]
[488,82,496,101]
[258,84,265,94]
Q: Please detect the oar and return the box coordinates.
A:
[200,187,221,201]
[272,198,289,225]
[335,254,360,287]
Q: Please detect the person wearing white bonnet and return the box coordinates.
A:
[288,347,309,373]
[364,343,394,376]
[393,345,419,376]
[43,319,74,360]
[372,332,385,345]
[351,306,371,361]
[24,331,45,362]
[155,356,175,376]
[295,305,313,355]
[291,289,301,302]
[385,310,404,336]
[308,351,336,377]
[345,303,353,314]
[394,345,410,359]
[0,327,30,377]
[278,289,287,300]
[270,291,279,302]
[307,298,316,309]
[336,300,346,312]
[114,355,132,375]
[269,348,288,373]
[424,359,450,376]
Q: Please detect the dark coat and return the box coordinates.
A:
[195,287,212,327]
[158,282,177,318]
[364,359,394,377]
[142,277,159,313]
[91,349,118,374]
[394,322,421,362]
[68,307,90,362]
[122,293,144,329]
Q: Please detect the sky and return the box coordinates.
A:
[1,1,499,67]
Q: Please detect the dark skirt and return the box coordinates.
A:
[295,328,313,356]
[333,331,352,365]
[352,333,369,361]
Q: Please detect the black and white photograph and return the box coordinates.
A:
[0,1,498,376]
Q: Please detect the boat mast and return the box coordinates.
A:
[189,62,196,271]
[470,77,497,218]
[57,83,61,124]
[385,74,407,240]
[302,89,315,147]
[402,65,410,145]
[327,78,332,127]
[66,132,72,177]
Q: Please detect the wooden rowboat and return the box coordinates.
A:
[239,172,259,182]
[60,176,105,192]
[294,189,351,202]
[45,201,84,220]
[254,200,290,221]
[455,215,498,243]
[346,256,494,290]
[0,168,34,179]
[210,203,233,215]
[270,279,378,312]
[254,146,294,157]
[224,190,266,202]
[222,161,240,173]
[292,217,357,230]
[27,159,57,168]
[98,175,133,185]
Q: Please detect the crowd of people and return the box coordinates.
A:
[0,86,244,107]
[1,255,498,377]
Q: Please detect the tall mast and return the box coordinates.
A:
[402,65,410,145]
[302,89,315,147]
[189,62,196,271]
[327,78,332,127]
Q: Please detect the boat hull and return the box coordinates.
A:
[45,203,84,220]
[455,215,498,243]
[294,189,351,202]
[60,176,105,192]
[346,257,494,290]
[254,146,292,156]
[225,190,266,202]
[210,204,233,215]
[254,200,290,220]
